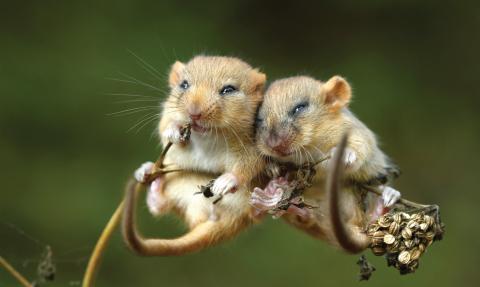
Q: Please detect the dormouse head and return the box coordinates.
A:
[167,56,266,133]
[255,75,352,165]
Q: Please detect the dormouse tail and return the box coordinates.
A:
[328,133,371,254]
[122,179,240,256]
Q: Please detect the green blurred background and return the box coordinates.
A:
[1,0,479,286]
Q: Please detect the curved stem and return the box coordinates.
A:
[0,256,32,287]
[82,200,124,287]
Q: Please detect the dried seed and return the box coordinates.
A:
[389,222,400,235]
[411,213,422,221]
[410,249,422,261]
[384,234,396,245]
[404,239,414,249]
[401,227,413,239]
[393,213,402,223]
[407,220,419,230]
[378,217,391,228]
[386,240,400,252]
[424,215,435,226]
[419,223,429,231]
[401,212,411,220]
[371,246,386,256]
[398,251,411,265]
[372,230,385,239]
[425,231,435,241]
[418,243,426,252]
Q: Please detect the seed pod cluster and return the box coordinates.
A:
[367,211,441,274]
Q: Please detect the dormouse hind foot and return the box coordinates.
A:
[322,147,359,171]
[380,185,401,207]
[146,177,169,216]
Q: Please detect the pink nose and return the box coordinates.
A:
[187,106,202,120]
[189,112,201,120]
[266,134,283,149]
[266,134,290,155]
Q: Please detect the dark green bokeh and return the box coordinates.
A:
[1,1,479,286]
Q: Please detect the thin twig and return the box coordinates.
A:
[0,256,32,287]
[82,200,124,287]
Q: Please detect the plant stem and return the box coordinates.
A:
[0,256,32,287]
[82,200,124,287]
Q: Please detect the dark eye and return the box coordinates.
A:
[219,85,237,95]
[254,117,264,127]
[290,102,309,116]
[179,80,189,90]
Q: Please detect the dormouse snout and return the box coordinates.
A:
[265,130,291,156]
[187,105,202,120]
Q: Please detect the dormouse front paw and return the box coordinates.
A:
[162,124,183,144]
[134,161,155,183]
[380,185,401,207]
[211,173,238,196]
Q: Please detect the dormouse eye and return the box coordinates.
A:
[179,80,189,90]
[254,117,264,127]
[290,102,309,116]
[219,85,237,95]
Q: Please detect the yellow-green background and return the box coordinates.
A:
[1,1,478,286]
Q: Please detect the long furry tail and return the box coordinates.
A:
[122,179,240,256]
[328,133,371,254]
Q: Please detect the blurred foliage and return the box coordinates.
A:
[1,0,479,286]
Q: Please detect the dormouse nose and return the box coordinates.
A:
[187,106,202,120]
[266,133,283,149]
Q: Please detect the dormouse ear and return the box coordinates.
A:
[168,61,185,88]
[322,76,352,111]
[248,69,267,94]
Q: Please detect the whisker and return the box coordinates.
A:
[126,112,158,132]
[127,49,164,81]
[134,114,160,134]
[107,106,159,116]
[118,72,165,93]
[103,92,157,99]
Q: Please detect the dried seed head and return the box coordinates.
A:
[398,251,411,265]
